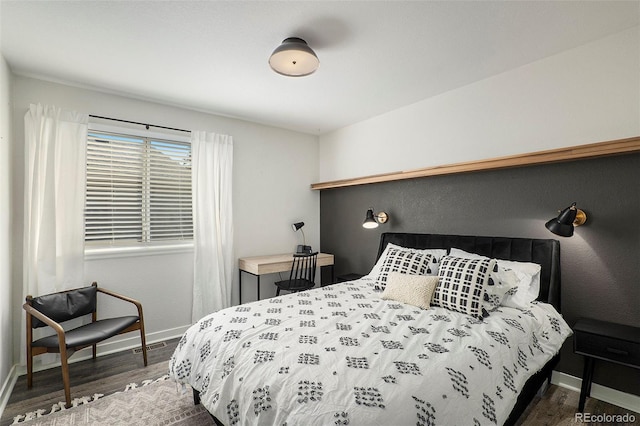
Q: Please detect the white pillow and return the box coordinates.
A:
[449,248,541,309]
[367,243,446,279]
[488,268,519,311]
[495,258,541,307]
[381,272,439,310]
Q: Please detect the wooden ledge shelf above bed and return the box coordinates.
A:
[311,136,640,190]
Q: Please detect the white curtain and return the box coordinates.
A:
[191,131,234,322]
[23,104,88,297]
[23,104,88,361]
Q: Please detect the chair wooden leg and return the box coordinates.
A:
[92,343,97,360]
[134,303,148,367]
[26,345,33,389]
[59,346,72,408]
[26,315,33,389]
[139,324,148,367]
[60,360,71,407]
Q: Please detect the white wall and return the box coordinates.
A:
[10,77,319,365]
[319,26,640,182]
[0,54,14,409]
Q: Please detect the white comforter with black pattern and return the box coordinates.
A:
[169,278,571,426]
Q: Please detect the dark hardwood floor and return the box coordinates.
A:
[1,338,178,426]
[515,385,639,426]
[2,338,637,425]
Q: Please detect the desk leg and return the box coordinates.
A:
[578,357,594,412]
[320,265,336,287]
[240,271,261,302]
[257,276,260,301]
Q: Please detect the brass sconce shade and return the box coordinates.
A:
[545,202,587,237]
[362,209,389,229]
[269,37,319,77]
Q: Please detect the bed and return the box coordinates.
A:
[169,233,572,426]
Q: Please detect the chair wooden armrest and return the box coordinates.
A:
[23,303,66,336]
[23,302,70,358]
[94,283,145,319]
[95,285,141,307]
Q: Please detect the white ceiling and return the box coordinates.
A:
[1,1,638,135]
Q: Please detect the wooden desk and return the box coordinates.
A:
[238,253,334,302]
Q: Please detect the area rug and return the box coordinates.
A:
[13,376,214,425]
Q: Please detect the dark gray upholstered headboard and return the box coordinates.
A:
[377,233,561,312]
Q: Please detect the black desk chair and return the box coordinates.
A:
[23,282,147,407]
[275,252,318,296]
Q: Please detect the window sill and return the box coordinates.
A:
[84,242,194,260]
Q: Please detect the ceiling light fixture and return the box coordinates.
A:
[269,37,319,77]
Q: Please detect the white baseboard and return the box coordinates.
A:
[0,364,19,421]
[551,371,640,413]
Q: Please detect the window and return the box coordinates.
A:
[85,131,193,246]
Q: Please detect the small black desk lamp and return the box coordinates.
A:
[292,222,312,253]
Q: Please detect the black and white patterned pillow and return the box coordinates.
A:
[367,244,446,279]
[373,247,435,291]
[448,248,536,312]
[432,255,496,319]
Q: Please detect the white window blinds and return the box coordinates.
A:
[85,131,193,245]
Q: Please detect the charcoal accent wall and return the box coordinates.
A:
[320,153,640,395]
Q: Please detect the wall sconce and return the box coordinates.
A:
[362,209,389,229]
[292,222,312,253]
[269,37,319,77]
[545,202,587,237]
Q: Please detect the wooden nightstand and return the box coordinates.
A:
[573,318,640,412]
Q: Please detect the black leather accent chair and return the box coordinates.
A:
[23,282,147,407]
[274,252,318,296]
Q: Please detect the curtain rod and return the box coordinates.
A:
[89,114,191,133]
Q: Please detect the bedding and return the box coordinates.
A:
[169,276,571,426]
